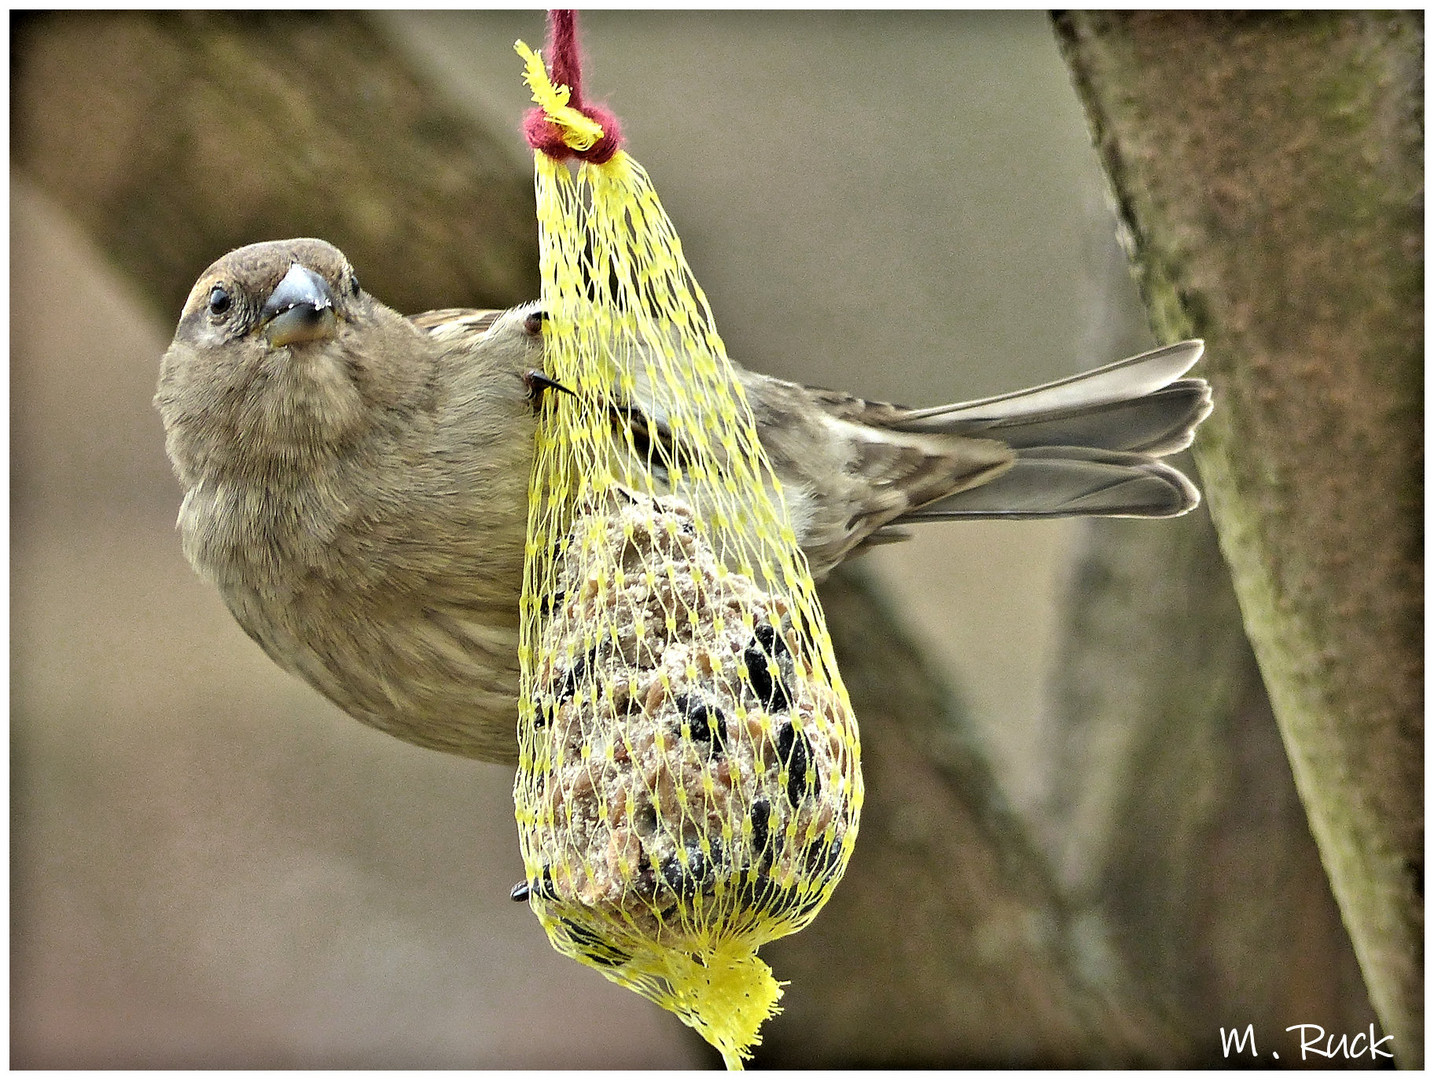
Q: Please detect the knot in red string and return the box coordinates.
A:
[524,10,623,164]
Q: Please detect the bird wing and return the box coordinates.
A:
[409,307,507,341]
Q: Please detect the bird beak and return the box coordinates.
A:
[260,263,338,346]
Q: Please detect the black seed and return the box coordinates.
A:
[743,623,794,710]
[749,798,772,861]
[509,880,530,902]
[708,835,727,872]
[558,918,630,968]
[660,837,722,899]
[755,622,790,660]
[786,769,805,808]
[630,851,658,896]
[560,917,606,948]
[776,721,818,807]
[660,853,701,899]
[582,949,627,968]
[795,889,826,918]
[803,835,845,880]
[673,693,726,752]
[737,873,798,917]
[555,645,596,701]
[539,590,566,615]
[740,876,815,920]
[534,699,555,728]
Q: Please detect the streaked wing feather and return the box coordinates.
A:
[409,307,507,340]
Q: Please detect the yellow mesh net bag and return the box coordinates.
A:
[511,21,863,1068]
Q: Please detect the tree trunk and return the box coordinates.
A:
[1046,507,1378,1065]
[1054,11,1423,1066]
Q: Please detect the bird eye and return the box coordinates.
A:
[207,285,233,317]
[349,271,360,297]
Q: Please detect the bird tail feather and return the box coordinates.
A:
[904,447,1201,520]
[894,341,1211,520]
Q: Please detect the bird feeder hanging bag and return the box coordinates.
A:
[510,19,863,1069]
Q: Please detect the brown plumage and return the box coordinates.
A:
[155,238,1211,765]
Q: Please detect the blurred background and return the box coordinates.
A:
[11,11,1372,1067]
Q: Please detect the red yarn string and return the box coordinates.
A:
[523,9,623,164]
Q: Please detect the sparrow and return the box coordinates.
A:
[155,238,1211,765]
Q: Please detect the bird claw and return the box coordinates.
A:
[523,369,575,405]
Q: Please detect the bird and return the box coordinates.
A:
[155,238,1212,766]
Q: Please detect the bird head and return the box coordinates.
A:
[155,238,426,480]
